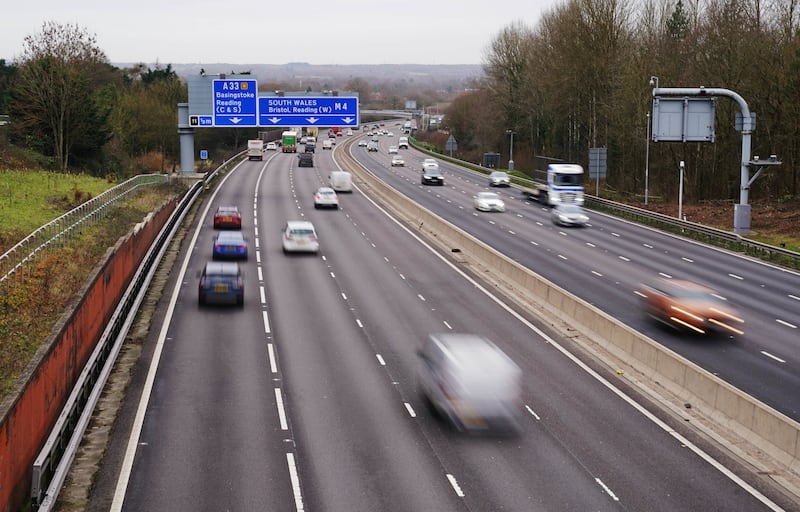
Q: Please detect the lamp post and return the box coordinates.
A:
[645,111,650,205]
[506,129,514,172]
[678,160,685,221]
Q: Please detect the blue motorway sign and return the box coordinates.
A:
[213,79,257,126]
[258,96,359,127]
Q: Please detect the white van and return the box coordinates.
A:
[329,170,352,192]
[398,136,409,149]
[418,333,522,433]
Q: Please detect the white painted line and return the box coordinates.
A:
[356,319,363,328]
[761,351,786,363]
[525,405,540,420]
[508,230,516,235]
[530,240,539,246]
[256,251,261,264]
[618,256,630,262]
[790,294,800,301]
[257,267,263,282]
[595,478,620,502]
[404,402,416,417]
[286,453,305,511]
[612,232,620,237]
[446,474,465,497]
[254,227,259,237]
[729,273,744,280]
[263,311,271,334]
[260,286,266,305]
[591,270,603,277]
[659,272,672,279]
[682,257,694,263]
[443,321,453,330]
[643,243,653,249]
[330,272,336,278]
[634,290,647,298]
[558,231,567,236]
[399,273,406,280]
[341,292,348,300]
[255,238,260,249]
[376,354,386,366]
[275,388,288,430]
[586,242,596,248]
[418,294,426,301]
[776,319,797,329]
[558,254,568,260]
[268,344,277,373]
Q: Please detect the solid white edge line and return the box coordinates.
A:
[110,160,246,511]
[351,180,785,512]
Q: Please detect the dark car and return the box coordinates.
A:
[298,153,314,167]
[305,141,316,152]
[198,261,244,306]
[212,231,248,260]
[213,205,242,229]
[421,166,444,186]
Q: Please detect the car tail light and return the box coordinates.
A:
[236,277,243,289]
[214,244,223,251]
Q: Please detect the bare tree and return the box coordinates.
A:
[11,22,108,171]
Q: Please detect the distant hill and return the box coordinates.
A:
[117,62,484,91]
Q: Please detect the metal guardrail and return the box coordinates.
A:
[408,141,800,270]
[29,158,240,510]
[0,174,168,293]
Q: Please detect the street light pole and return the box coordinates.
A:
[645,111,650,205]
[506,129,514,172]
[678,160,685,221]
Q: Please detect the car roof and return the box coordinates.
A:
[286,220,315,229]
[317,187,336,193]
[204,261,240,275]
[216,205,239,212]
[216,231,245,241]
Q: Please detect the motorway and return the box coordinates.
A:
[352,131,800,422]
[85,134,795,511]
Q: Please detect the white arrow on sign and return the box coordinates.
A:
[230,117,242,124]
[342,117,355,124]
[268,117,282,124]
[306,117,319,124]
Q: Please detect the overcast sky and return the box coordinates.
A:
[3,0,559,66]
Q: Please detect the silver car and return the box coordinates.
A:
[488,171,510,187]
[313,187,339,209]
[474,192,506,212]
[391,154,405,167]
[551,203,589,226]
[418,333,522,433]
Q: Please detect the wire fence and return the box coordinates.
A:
[0,174,168,294]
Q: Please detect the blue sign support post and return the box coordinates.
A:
[258,96,359,127]
[213,79,257,126]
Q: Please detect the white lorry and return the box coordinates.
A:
[247,140,264,161]
[398,136,409,149]
[329,170,352,192]
[519,163,584,206]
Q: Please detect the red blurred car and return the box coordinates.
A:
[213,206,241,229]
[640,279,744,335]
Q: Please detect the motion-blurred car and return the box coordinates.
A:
[388,145,399,154]
[488,171,511,187]
[198,261,244,307]
[298,152,314,167]
[304,141,316,152]
[551,203,589,226]
[212,230,248,260]
[266,141,277,151]
[213,206,242,229]
[314,187,339,209]
[474,192,506,212]
[422,158,439,171]
[282,220,319,254]
[640,278,745,335]
[391,154,405,167]
[418,333,522,433]
[367,141,379,152]
[421,165,444,186]
[358,139,368,147]
[322,139,334,150]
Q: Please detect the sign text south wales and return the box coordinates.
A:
[258,96,359,127]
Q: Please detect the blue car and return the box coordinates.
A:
[213,231,248,260]
[198,262,244,306]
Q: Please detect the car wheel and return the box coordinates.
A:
[198,294,205,306]
[237,296,244,307]
[314,204,320,209]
